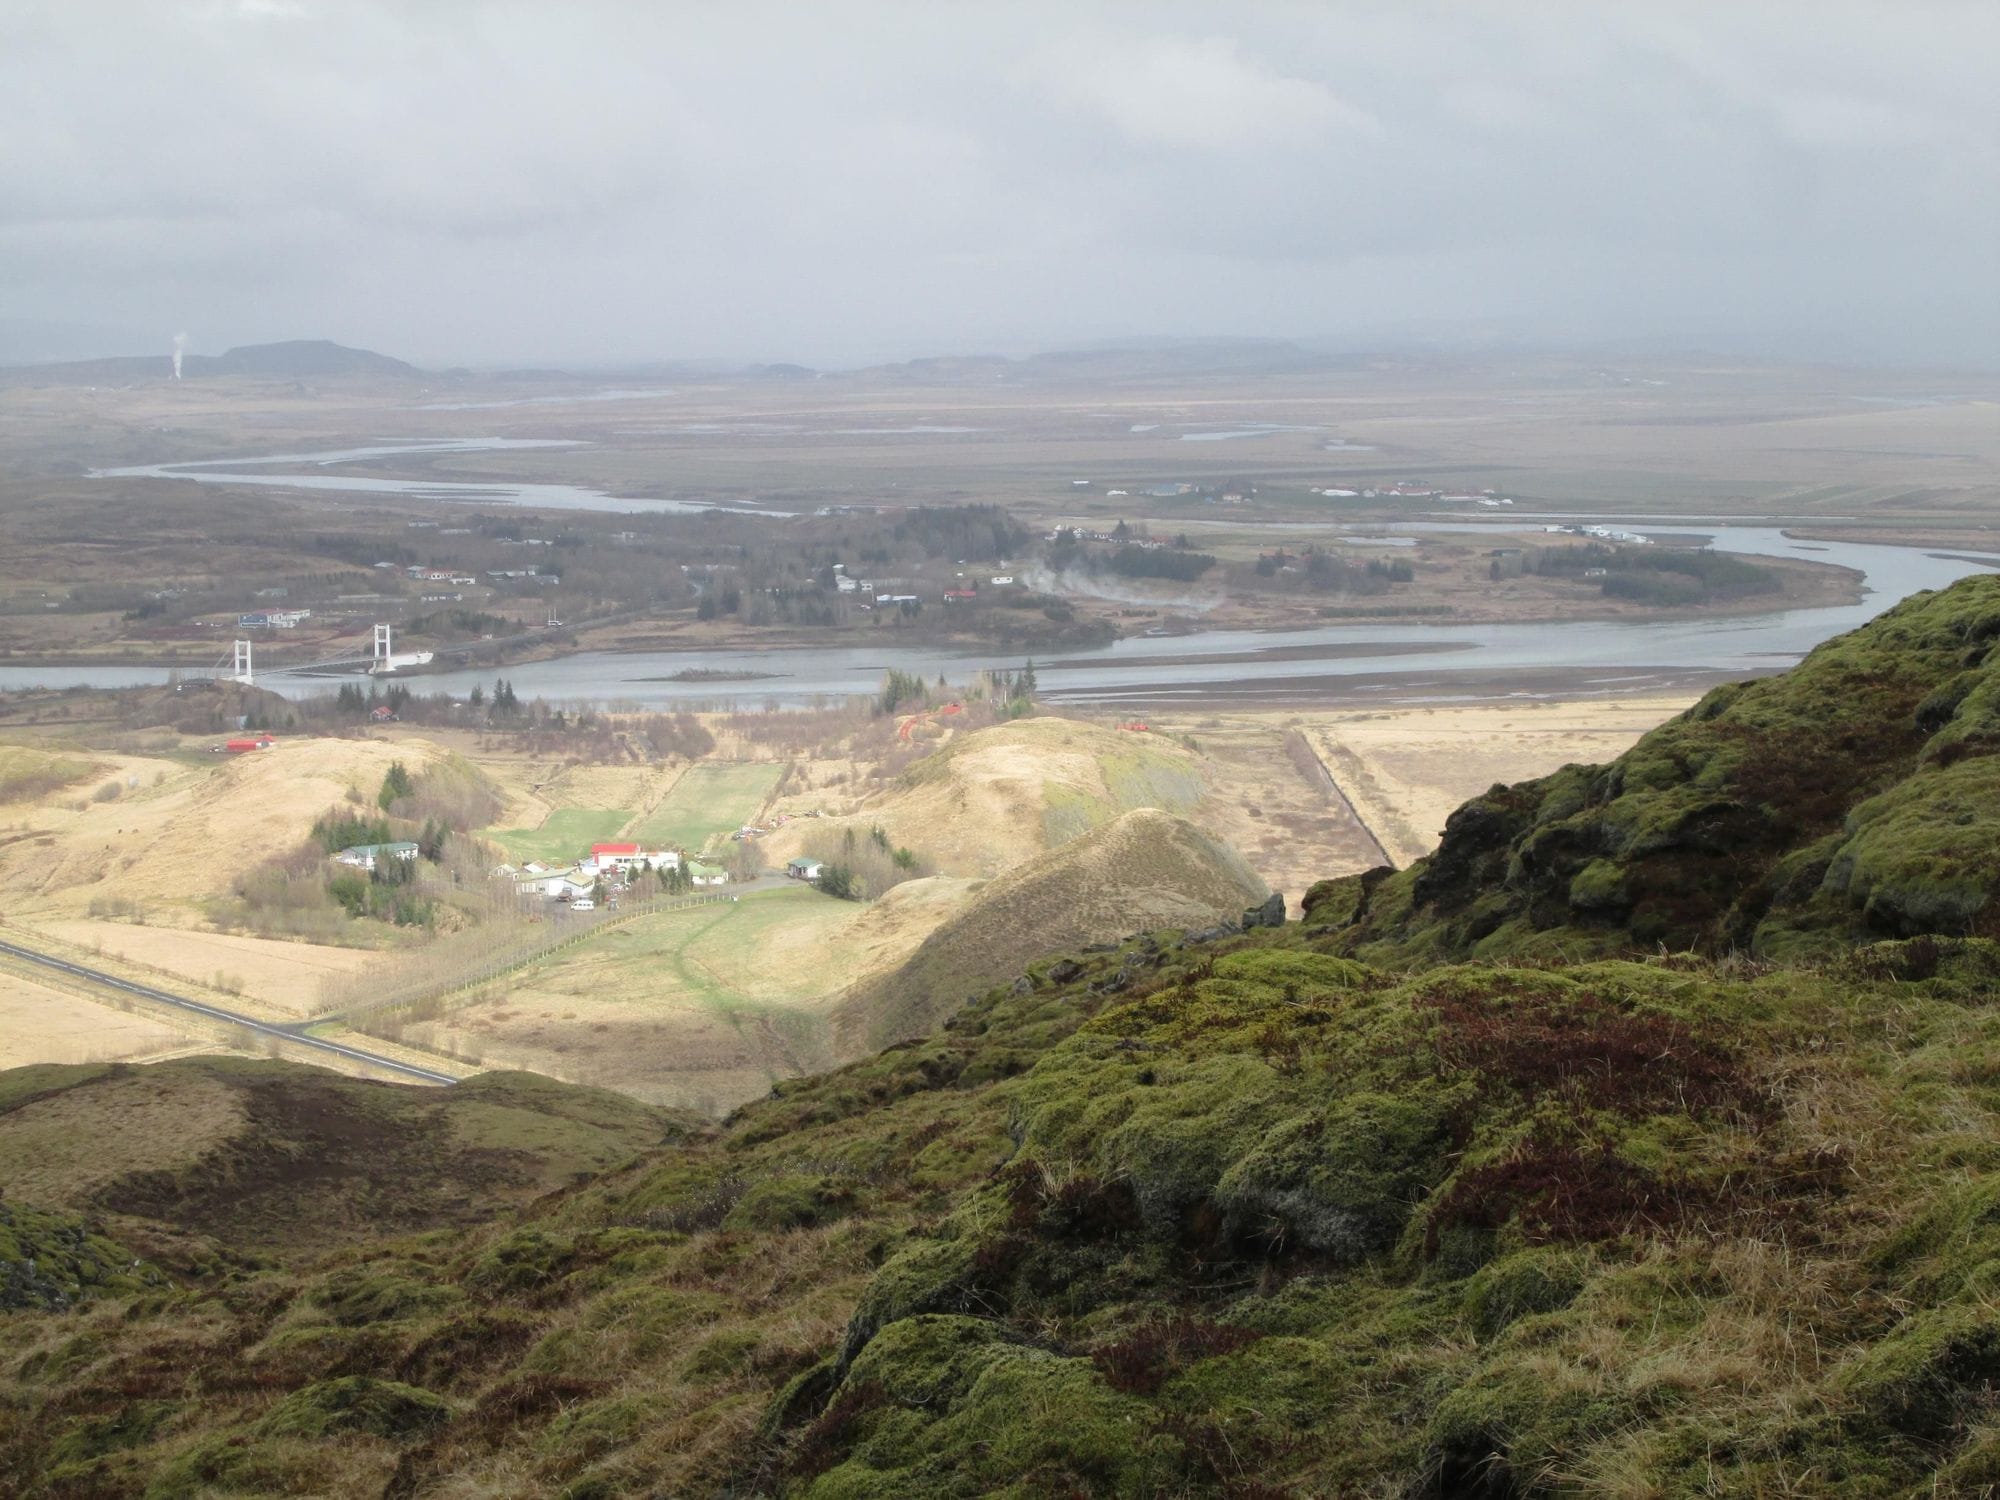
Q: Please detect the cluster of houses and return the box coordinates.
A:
[1309,483,1517,507]
[825,563,1016,611]
[236,608,312,629]
[1544,524,1653,546]
[491,841,729,910]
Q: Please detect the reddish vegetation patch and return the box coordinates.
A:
[785,1379,889,1483]
[1419,988,1756,1121]
[1428,1134,1703,1249]
[1002,1160,1144,1241]
[1093,1316,1264,1396]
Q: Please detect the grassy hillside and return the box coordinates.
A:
[8,924,2000,1494]
[1310,573,2000,965]
[834,807,1266,1052]
[11,579,2000,1495]
[765,716,1205,878]
[0,1058,687,1252]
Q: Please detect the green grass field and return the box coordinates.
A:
[487,807,629,866]
[633,762,784,852]
[527,888,840,1011]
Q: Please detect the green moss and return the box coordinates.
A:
[309,1264,462,1326]
[539,1392,669,1466]
[1566,859,1630,913]
[46,1400,175,1468]
[1212,1089,1454,1260]
[467,1228,579,1295]
[802,1341,1172,1498]
[1461,1248,1589,1339]
[1331,574,2000,961]
[0,1201,157,1310]
[843,1315,1014,1407]
[1838,1304,2000,1438]
[256,1375,456,1440]
[725,1173,861,1233]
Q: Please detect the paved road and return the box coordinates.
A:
[0,937,460,1086]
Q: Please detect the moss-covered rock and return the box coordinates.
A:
[0,1201,157,1311]
[1327,575,2000,962]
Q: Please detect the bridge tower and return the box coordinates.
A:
[372,622,392,669]
[231,639,254,685]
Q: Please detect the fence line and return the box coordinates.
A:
[317,891,732,1025]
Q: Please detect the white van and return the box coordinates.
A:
[571,897,595,911]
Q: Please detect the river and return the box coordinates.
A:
[24,441,2000,709]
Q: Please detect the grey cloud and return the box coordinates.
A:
[3,0,1996,366]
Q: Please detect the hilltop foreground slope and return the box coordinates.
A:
[833,806,1267,1051]
[1312,572,2000,965]
[10,582,2000,1495]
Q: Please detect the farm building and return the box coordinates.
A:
[511,867,591,899]
[334,841,420,871]
[687,862,729,887]
[587,843,677,873]
[223,735,276,753]
[786,858,827,881]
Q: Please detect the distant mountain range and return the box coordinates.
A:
[0,338,418,384]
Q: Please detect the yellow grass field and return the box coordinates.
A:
[0,733,448,923]
[761,717,1208,877]
[38,920,382,1017]
[1308,696,1699,867]
[0,975,214,1068]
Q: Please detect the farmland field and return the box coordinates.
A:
[396,879,966,1112]
[487,807,629,866]
[633,762,784,853]
[0,978,214,1068]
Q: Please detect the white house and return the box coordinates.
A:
[335,841,419,871]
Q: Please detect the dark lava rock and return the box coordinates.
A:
[1243,892,1286,929]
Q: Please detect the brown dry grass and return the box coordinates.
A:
[836,806,1267,1051]
[38,919,382,1016]
[0,1063,247,1207]
[1307,695,1699,866]
[761,716,1204,877]
[0,974,207,1066]
[0,732,448,922]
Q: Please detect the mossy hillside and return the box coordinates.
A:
[12,918,2000,1495]
[19,580,2000,1493]
[1317,574,2000,962]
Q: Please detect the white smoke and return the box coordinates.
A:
[1019,563,1222,613]
[171,332,187,380]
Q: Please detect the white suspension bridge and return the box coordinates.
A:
[182,623,436,686]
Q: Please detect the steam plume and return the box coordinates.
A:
[171,332,187,380]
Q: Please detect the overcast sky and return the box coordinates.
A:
[6,1,1997,368]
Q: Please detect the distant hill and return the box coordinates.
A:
[0,338,418,385]
[834,806,1266,1051]
[0,1058,686,1250]
[208,339,417,378]
[859,336,1349,386]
